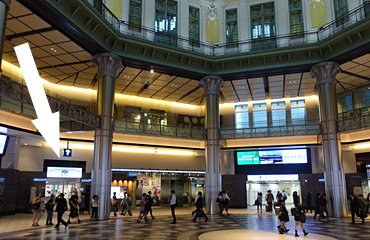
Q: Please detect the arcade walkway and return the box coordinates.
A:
[0,208,368,240]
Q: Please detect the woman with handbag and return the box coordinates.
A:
[291,203,308,237]
[256,192,263,214]
[277,202,289,234]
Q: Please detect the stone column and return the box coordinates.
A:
[310,62,347,218]
[200,76,224,215]
[0,0,10,71]
[92,53,122,220]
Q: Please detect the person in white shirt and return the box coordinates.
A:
[222,190,231,215]
[169,190,177,224]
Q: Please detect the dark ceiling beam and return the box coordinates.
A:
[137,73,162,95]
[54,64,93,84]
[246,79,253,100]
[6,26,55,41]
[263,76,269,99]
[230,80,240,102]
[162,78,191,100]
[38,60,91,70]
[336,80,348,91]
[149,76,177,98]
[282,74,286,98]
[177,86,200,102]
[341,69,370,81]
[297,72,304,96]
[90,73,97,88]
[121,69,143,93]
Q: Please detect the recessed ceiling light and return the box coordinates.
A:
[24,143,28,146]
[150,68,154,74]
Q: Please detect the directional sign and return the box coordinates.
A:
[63,148,72,157]
[14,43,60,158]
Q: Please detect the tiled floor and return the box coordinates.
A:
[0,208,369,240]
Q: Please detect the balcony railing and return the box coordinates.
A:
[221,122,322,139]
[85,0,369,57]
[338,107,370,132]
[114,120,205,139]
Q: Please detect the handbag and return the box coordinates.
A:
[254,199,259,206]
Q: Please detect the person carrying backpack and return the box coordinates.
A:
[291,203,308,237]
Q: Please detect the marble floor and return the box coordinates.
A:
[0,208,369,240]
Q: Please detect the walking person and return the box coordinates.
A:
[169,190,177,224]
[111,195,118,217]
[216,191,224,216]
[277,202,289,234]
[358,194,367,224]
[45,194,55,225]
[91,195,99,221]
[305,192,312,213]
[78,193,86,215]
[122,192,133,216]
[120,192,127,215]
[366,193,370,214]
[31,192,43,227]
[222,190,231,215]
[256,192,263,214]
[265,190,274,213]
[319,193,329,222]
[291,203,308,237]
[147,191,155,219]
[55,193,68,230]
[313,192,321,219]
[68,191,82,224]
[192,191,208,222]
[137,193,149,223]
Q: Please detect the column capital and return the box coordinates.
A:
[310,62,340,85]
[0,0,10,8]
[200,76,224,96]
[93,53,122,78]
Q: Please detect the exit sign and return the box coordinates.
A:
[63,148,72,157]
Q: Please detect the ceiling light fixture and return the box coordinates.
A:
[150,68,154,74]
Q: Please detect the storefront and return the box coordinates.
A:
[111,169,205,207]
[45,166,83,199]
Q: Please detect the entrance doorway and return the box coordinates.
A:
[246,174,301,207]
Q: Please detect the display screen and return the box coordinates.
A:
[0,134,8,155]
[237,148,307,165]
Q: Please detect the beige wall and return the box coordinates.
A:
[17,144,205,172]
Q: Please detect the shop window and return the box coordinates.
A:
[291,100,306,125]
[272,101,286,126]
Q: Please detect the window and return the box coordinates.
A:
[289,0,303,36]
[333,0,349,26]
[129,0,142,32]
[253,103,267,128]
[272,101,286,126]
[189,6,200,47]
[250,2,276,50]
[291,100,306,124]
[155,0,178,46]
[235,105,249,129]
[225,8,238,48]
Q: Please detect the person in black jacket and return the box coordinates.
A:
[192,191,208,222]
[55,193,68,230]
[350,193,361,224]
[277,203,289,234]
[45,194,55,225]
[313,192,321,219]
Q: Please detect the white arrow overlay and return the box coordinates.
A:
[14,43,60,158]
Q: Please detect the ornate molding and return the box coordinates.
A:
[93,53,122,78]
[310,62,340,85]
[200,75,224,96]
[0,76,99,128]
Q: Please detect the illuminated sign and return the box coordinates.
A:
[47,167,82,178]
[248,174,299,182]
[63,148,72,157]
[237,149,307,165]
